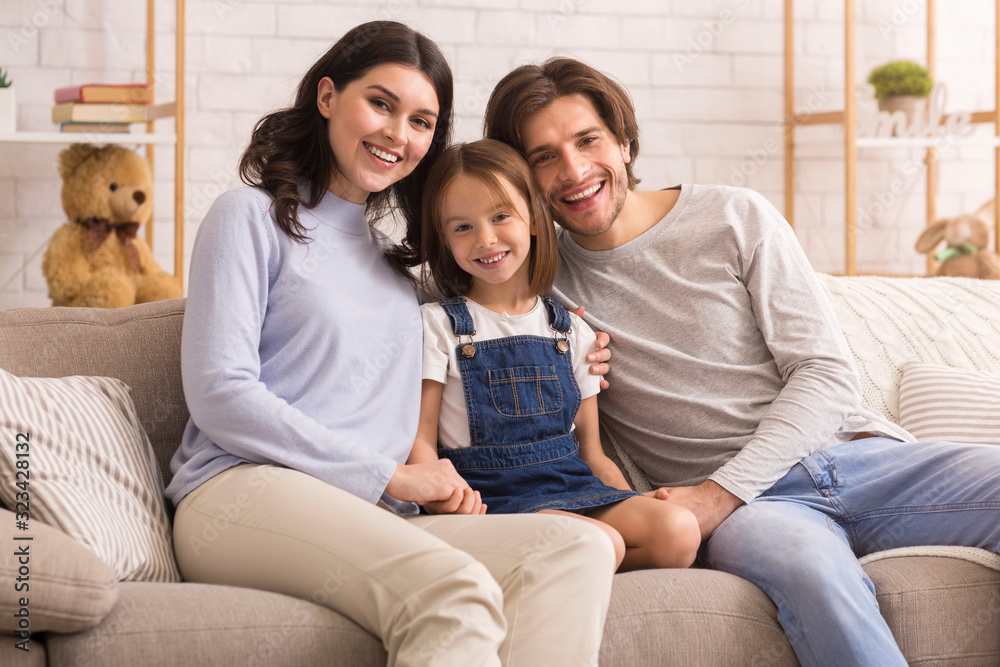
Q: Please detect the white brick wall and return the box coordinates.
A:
[1,0,997,307]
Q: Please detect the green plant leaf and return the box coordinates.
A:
[867,60,932,100]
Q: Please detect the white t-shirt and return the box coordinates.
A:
[421,297,602,450]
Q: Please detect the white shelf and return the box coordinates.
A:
[0,131,177,145]
[856,136,1000,148]
[792,136,1000,149]
[2,0,186,283]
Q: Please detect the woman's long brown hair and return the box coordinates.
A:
[238,21,453,277]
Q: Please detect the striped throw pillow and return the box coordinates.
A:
[0,369,180,582]
[897,362,1000,445]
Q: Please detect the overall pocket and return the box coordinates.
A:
[488,365,563,417]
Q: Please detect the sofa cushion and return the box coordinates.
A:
[600,557,1000,667]
[0,299,188,488]
[865,555,1000,663]
[40,560,1000,667]
[898,361,1000,444]
[0,508,118,635]
[0,638,45,666]
[45,582,387,667]
[0,369,179,582]
[600,568,797,666]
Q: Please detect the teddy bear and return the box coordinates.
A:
[914,211,1000,280]
[41,143,183,308]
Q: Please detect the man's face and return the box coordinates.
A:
[520,94,631,239]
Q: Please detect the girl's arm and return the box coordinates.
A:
[405,379,487,515]
[574,396,632,491]
[406,380,445,465]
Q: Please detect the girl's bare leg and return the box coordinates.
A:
[538,509,625,570]
[588,496,701,571]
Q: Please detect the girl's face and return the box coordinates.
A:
[439,173,534,291]
[317,63,439,204]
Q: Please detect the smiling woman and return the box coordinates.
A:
[317,64,440,205]
[165,20,618,667]
[235,20,453,273]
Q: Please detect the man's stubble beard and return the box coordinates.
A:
[550,170,628,238]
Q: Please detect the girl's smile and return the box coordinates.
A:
[476,250,509,266]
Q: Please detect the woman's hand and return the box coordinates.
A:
[570,306,613,390]
[385,459,471,505]
[423,487,488,515]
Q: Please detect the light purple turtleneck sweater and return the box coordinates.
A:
[165,186,422,513]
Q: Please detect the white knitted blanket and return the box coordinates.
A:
[610,274,1000,569]
[817,274,1000,425]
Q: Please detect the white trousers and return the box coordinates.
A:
[172,464,616,666]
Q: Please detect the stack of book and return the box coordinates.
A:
[52,83,172,133]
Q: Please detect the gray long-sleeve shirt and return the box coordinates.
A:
[550,184,912,503]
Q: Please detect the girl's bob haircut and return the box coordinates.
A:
[421,139,558,299]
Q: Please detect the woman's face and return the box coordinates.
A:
[317,63,440,204]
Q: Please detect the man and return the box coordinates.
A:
[484,58,1000,666]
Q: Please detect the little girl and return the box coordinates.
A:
[408,139,701,571]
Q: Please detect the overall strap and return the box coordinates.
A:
[542,297,573,334]
[439,297,476,336]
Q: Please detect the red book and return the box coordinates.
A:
[54,83,151,105]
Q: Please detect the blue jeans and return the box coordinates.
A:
[704,437,1000,666]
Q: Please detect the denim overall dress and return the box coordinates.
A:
[436,296,640,514]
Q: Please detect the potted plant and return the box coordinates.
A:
[867,59,933,118]
[0,68,13,133]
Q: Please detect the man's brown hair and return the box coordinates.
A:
[484,57,640,189]
[421,139,558,299]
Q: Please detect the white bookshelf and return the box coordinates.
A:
[784,0,1000,276]
[0,132,177,145]
[0,0,186,284]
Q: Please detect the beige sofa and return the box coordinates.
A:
[2,274,1000,666]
